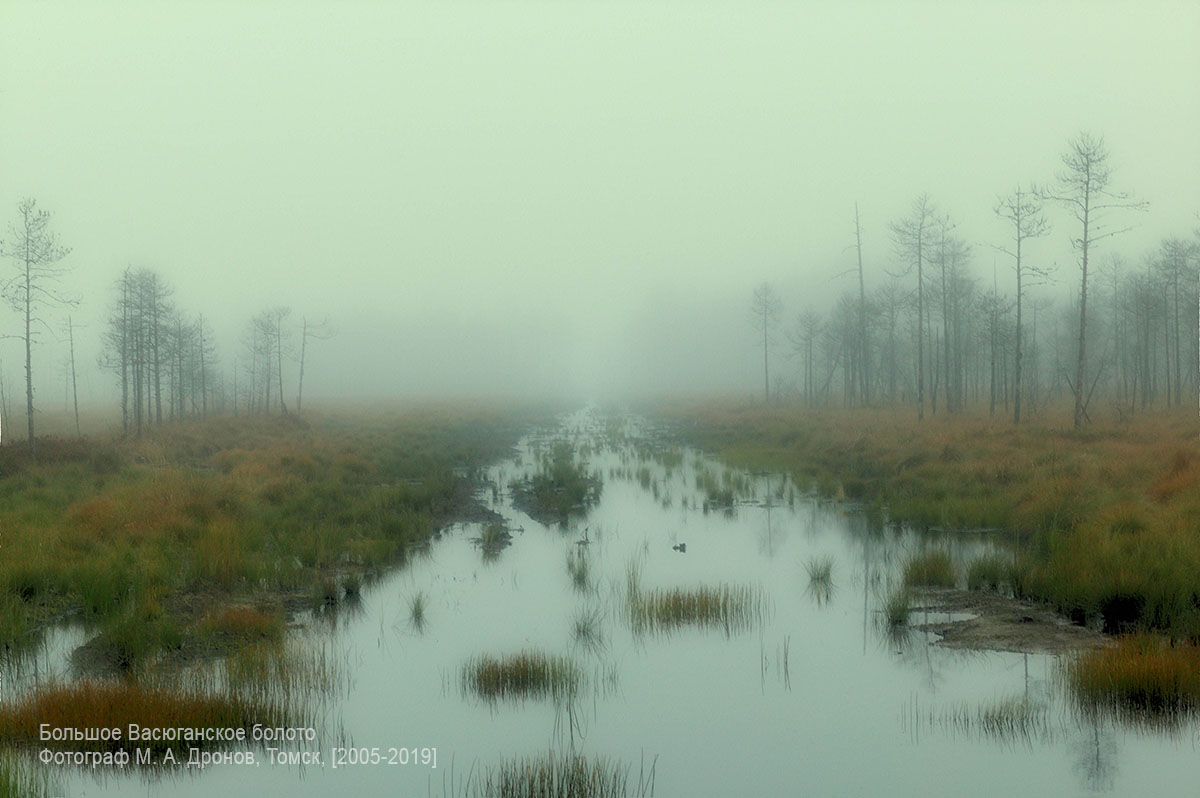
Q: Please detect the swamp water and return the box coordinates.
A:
[6,408,1200,797]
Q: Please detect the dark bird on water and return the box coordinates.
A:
[672,543,686,553]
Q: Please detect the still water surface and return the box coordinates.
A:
[13,408,1200,797]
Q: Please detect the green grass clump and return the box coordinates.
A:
[1065,634,1200,719]
[462,651,583,703]
[966,553,1012,592]
[804,556,834,586]
[883,584,911,627]
[408,591,427,632]
[903,550,956,588]
[473,751,655,798]
[626,582,765,636]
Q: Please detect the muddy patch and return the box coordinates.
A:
[913,589,1110,654]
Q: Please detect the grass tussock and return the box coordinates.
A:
[408,591,427,632]
[903,550,956,588]
[1064,634,1200,718]
[804,556,834,586]
[0,681,289,755]
[472,751,655,798]
[882,584,912,627]
[625,580,765,636]
[462,651,583,703]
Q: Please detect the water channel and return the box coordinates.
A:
[7,408,1199,796]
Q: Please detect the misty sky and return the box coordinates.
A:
[0,1,1197,406]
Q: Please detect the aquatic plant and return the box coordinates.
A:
[197,605,284,647]
[0,681,290,756]
[312,576,341,608]
[462,651,583,703]
[902,550,955,588]
[471,751,656,798]
[966,553,1012,592]
[475,522,513,557]
[927,696,1052,743]
[1064,634,1200,720]
[804,556,834,586]
[570,606,606,655]
[625,582,765,636]
[510,441,602,524]
[566,549,591,593]
[408,591,427,632]
[882,584,911,627]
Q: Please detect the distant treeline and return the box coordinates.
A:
[753,133,1199,425]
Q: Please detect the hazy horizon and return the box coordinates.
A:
[1,1,1197,412]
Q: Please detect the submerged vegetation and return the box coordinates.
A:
[462,651,583,703]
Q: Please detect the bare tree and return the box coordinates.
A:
[994,185,1051,424]
[750,282,783,402]
[1,199,74,456]
[853,203,870,405]
[788,309,823,405]
[889,194,937,420]
[297,316,335,412]
[1040,133,1146,427]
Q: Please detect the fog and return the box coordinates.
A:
[0,1,1197,408]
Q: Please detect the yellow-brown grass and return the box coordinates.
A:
[0,681,287,754]
[1065,634,1200,717]
[652,400,1200,637]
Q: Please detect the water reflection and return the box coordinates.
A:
[25,408,1200,796]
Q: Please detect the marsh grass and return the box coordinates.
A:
[804,556,834,585]
[566,549,591,593]
[462,651,583,703]
[932,697,1052,743]
[0,681,290,756]
[0,751,57,798]
[475,523,513,558]
[570,606,606,655]
[0,406,539,670]
[966,553,1013,592]
[312,577,341,608]
[470,751,655,798]
[804,556,834,605]
[657,401,1200,636]
[408,591,428,632]
[511,441,602,524]
[1064,634,1200,721]
[197,605,283,646]
[882,584,912,627]
[903,550,956,588]
[626,581,766,636]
